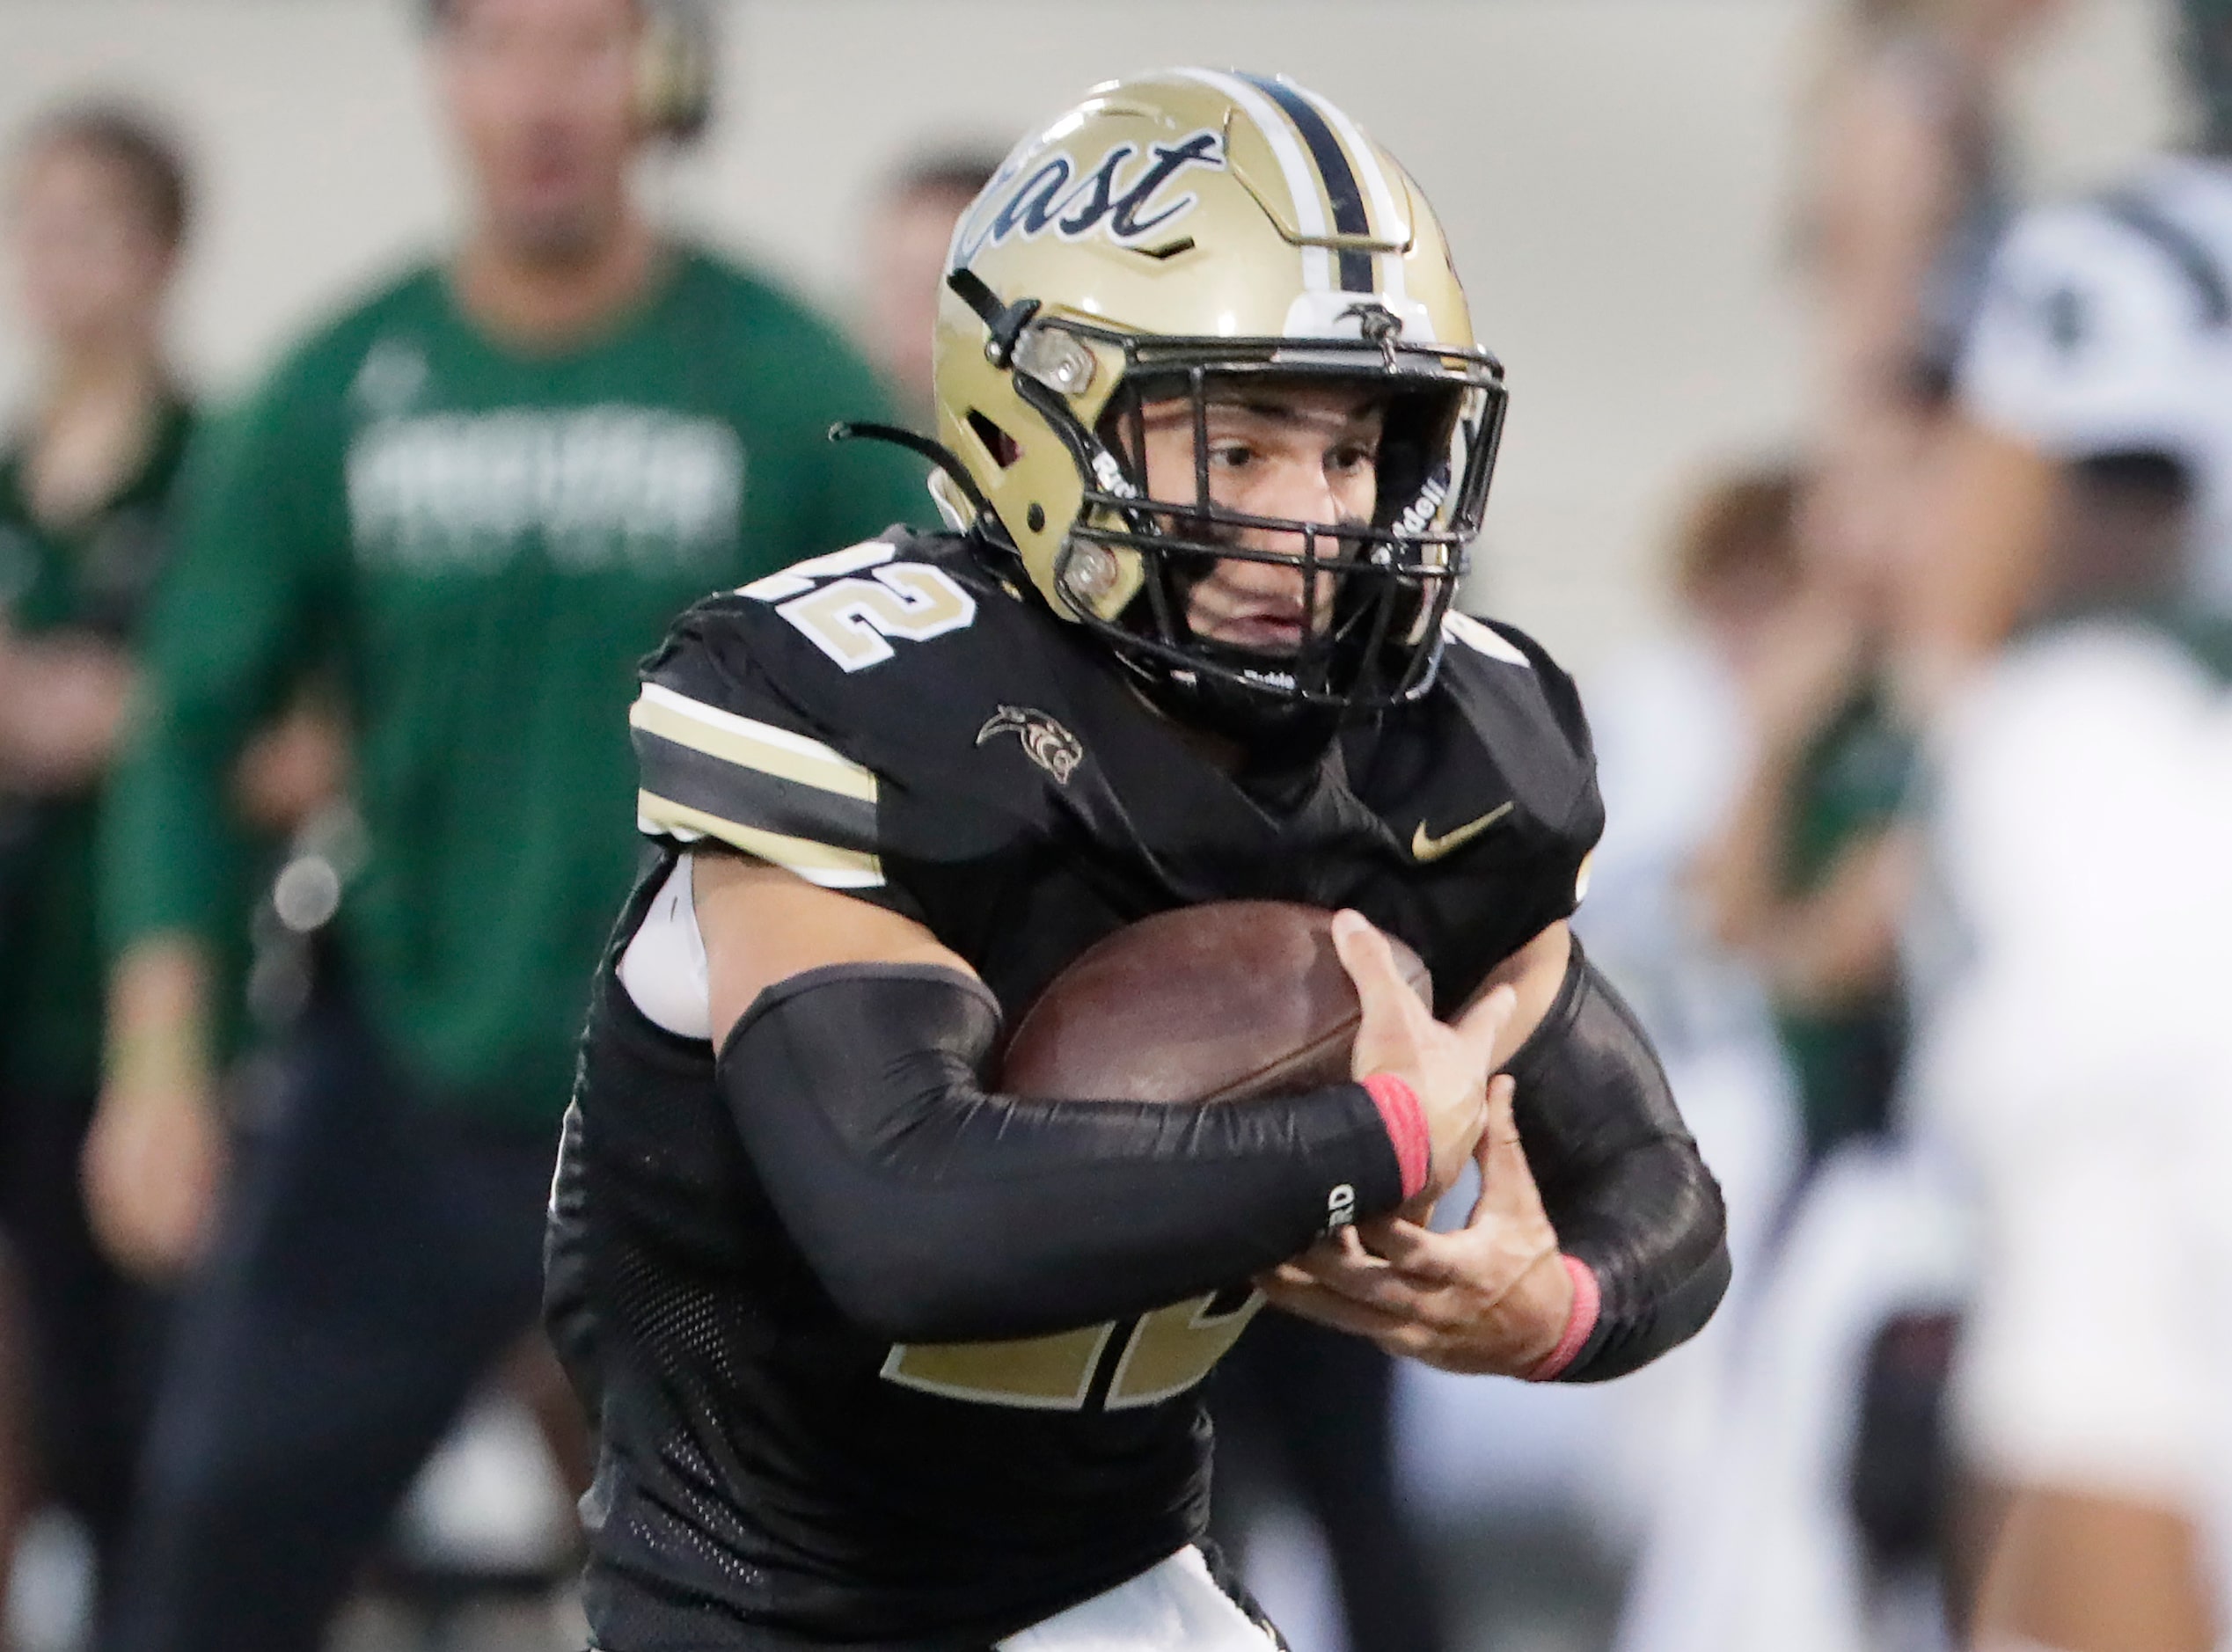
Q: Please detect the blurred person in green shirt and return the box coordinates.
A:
[80,1,922,1645]
[0,103,206,1610]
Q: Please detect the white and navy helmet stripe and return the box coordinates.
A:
[1175,68,1408,303]
[1283,78,1413,313]
[1176,67,1338,295]
[1235,73,1376,293]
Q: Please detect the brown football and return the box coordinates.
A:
[998,902,1431,1103]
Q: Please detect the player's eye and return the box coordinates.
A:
[1327,442,1375,478]
[1206,441,1255,472]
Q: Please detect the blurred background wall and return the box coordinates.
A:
[0,0,2178,673]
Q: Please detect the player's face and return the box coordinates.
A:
[1136,382,1384,656]
[437,0,642,265]
[8,141,173,355]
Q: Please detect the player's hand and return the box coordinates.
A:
[82,1077,225,1280]
[1258,1072,1574,1377]
[1332,909,1514,1200]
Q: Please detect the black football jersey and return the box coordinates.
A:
[555,526,1603,1648]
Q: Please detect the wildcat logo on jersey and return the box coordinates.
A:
[976,705,1086,785]
[953,130,1224,264]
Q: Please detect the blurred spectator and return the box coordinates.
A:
[1694,486,1918,1172]
[1624,11,2069,1648]
[1583,465,1808,1305]
[1592,467,1798,1652]
[1694,0,2070,1169]
[1800,0,2062,607]
[1686,457,1972,1646]
[1585,469,1808,1050]
[858,150,1001,424]
[1615,463,1984,1652]
[1672,470,1811,683]
[76,0,923,1646]
[0,102,198,1613]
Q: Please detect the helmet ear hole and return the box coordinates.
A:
[968,410,1022,469]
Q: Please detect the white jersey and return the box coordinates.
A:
[1905,621,2232,1524]
[1958,155,2232,609]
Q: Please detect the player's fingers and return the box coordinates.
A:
[1373,1326,1445,1363]
[1277,1250,1444,1321]
[1332,910,1431,1032]
[1452,983,1518,1072]
[1257,1273,1414,1341]
[1467,1120,1498,1224]
[1302,1247,1448,1318]
[1274,1265,1436,1326]
[1357,1218,1463,1284]
[1285,1235,1398,1295]
[1476,1072,1518,1166]
[1262,1232,1374,1288]
[1470,1077,1546,1224]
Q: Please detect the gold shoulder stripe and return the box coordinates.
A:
[631,683,876,802]
[636,790,885,889]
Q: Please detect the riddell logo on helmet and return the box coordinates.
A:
[1088,448,1139,501]
[1392,467,1450,537]
[954,130,1224,262]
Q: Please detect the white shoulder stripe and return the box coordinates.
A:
[1175,66,1333,296]
[631,682,877,801]
[1443,610,1533,668]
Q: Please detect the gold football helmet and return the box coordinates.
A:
[922,69,1506,720]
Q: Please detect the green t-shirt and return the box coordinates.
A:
[1772,678,1917,1163]
[0,399,196,1093]
[104,247,927,1126]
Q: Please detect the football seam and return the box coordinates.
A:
[1201,1012,1363,1102]
[1196,961,1431,1102]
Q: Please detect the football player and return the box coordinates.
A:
[1900,4,2232,1645]
[549,71,1730,1648]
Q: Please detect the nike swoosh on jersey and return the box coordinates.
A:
[1410,801,1514,862]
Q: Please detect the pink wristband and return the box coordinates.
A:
[1526,1256,1600,1382]
[1360,1073,1429,1201]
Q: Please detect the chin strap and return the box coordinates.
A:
[826,421,999,532]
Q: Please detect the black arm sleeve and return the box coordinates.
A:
[1503,939,1731,1382]
[541,1100,604,1421]
[719,961,1407,1344]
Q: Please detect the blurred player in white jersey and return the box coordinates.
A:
[1904,5,2232,1647]
[1917,0,2232,675]
[1909,457,2232,1652]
